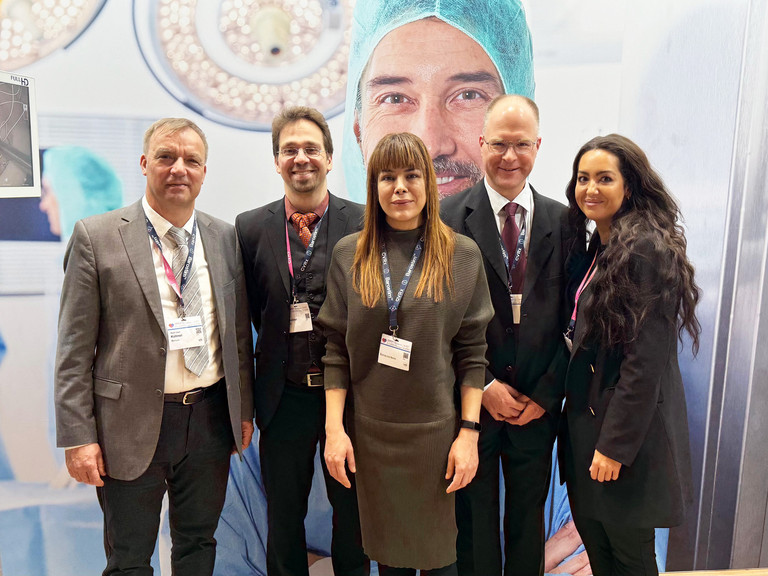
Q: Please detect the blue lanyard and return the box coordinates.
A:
[285,208,327,302]
[498,222,526,294]
[381,236,425,336]
[145,216,197,308]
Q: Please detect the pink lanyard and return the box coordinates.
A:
[570,252,599,326]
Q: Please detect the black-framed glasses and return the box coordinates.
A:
[279,146,324,158]
[482,138,538,156]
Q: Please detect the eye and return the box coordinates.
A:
[489,142,507,155]
[455,90,484,101]
[281,148,298,157]
[576,176,588,184]
[600,176,613,183]
[304,147,321,157]
[380,93,411,105]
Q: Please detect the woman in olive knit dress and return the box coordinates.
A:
[318,133,493,575]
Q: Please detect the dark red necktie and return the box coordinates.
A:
[290,212,318,248]
[502,202,526,293]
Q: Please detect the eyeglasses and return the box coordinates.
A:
[483,138,538,156]
[279,146,324,158]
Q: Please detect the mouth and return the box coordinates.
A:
[432,156,483,199]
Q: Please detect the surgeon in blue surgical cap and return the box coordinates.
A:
[39,146,123,241]
[344,0,535,199]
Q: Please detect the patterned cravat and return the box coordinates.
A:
[166,226,209,376]
[502,202,526,293]
[290,211,319,248]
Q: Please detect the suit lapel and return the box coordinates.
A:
[464,183,507,286]
[324,193,348,277]
[197,212,225,335]
[266,200,292,298]
[119,201,165,333]
[524,188,554,304]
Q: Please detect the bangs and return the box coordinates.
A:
[368,133,429,176]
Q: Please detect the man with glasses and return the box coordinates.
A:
[235,106,368,576]
[442,95,573,576]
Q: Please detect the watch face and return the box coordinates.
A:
[133,0,355,131]
[0,0,107,70]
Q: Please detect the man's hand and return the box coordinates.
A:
[324,428,356,489]
[445,428,479,493]
[544,521,584,572]
[240,420,255,452]
[65,443,105,486]
[482,380,527,421]
[506,394,546,426]
[590,449,622,482]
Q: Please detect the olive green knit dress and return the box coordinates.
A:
[318,226,492,570]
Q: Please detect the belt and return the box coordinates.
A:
[303,372,324,388]
[164,379,224,405]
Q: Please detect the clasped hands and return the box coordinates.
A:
[482,380,545,426]
[324,427,479,494]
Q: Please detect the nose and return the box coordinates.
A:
[170,157,185,173]
[586,180,598,195]
[394,174,408,193]
[294,148,310,163]
[501,144,519,162]
[411,101,456,160]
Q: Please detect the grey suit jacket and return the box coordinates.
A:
[55,200,254,481]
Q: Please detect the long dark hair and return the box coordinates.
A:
[565,134,701,354]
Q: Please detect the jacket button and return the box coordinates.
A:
[160,347,166,356]
[155,389,163,397]
[505,365,513,372]
[283,330,287,336]
[308,294,315,301]
[590,364,595,373]
[282,360,286,366]
[506,327,513,334]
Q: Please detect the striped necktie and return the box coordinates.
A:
[166,226,209,377]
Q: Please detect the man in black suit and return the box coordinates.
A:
[441,95,572,576]
[235,106,368,576]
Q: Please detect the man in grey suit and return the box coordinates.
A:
[55,118,254,576]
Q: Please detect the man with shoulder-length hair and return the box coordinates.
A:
[55,117,255,575]
[236,106,369,576]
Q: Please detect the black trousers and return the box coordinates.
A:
[260,383,369,576]
[97,383,234,576]
[456,409,557,576]
[571,515,657,576]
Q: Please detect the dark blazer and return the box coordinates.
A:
[236,193,364,430]
[560,234,693,527]
[441,181,571,415]
[55,200,255,481]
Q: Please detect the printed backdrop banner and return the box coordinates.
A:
[0,0,749,574]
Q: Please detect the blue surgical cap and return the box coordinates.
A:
[342,0,535,198]
[43,147,123,240]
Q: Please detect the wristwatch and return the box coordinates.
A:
[460,419,482,432]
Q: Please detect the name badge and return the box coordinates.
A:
[167,316,205,350]
[510,293,522,324]
[289,302,313,333]
[378,333,412,371]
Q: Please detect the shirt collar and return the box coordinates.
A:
[484,178,533,217]
[284,191,330,221]
[142,196,196,239]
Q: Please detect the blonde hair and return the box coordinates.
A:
[353,132,455,307]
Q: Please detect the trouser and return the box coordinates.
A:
[260,383,369,576]
[97,382,233,576]
[456,409,557,576]
[377,562,458,576]
[571,515,657,576]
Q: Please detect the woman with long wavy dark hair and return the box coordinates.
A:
[318,132,492,575]
[561,134,700,576]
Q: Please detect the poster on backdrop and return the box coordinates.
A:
[0,0,723,574]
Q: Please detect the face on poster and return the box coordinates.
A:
[343,0,535,200]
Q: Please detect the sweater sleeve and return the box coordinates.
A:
[451,240,493,390]
[317,240,353,391]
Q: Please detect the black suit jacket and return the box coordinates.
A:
[441,181,572,416]
[236,193,364,430]
[560,234,693,527]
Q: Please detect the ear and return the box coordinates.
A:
[140,154,148,175]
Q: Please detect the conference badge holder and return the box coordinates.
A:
[290,301,313,333]
[167,316,205,350]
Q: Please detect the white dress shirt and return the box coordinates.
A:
[484,178,535,253]
[142,196,223,393]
